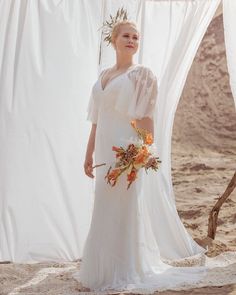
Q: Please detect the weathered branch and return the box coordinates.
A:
[208,171,236,239]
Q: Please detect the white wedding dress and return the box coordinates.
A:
[72,64,236,294]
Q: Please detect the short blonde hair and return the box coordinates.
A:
[111,20,139,46]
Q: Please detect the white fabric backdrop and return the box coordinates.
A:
[0,0,228,263]
[0,0,102,262]
[140,0,221,201]
[223,0,236,107]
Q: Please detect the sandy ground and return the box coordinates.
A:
[1,4,236,295]
[0,149,235,295]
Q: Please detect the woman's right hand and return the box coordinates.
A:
[84,156,94,178]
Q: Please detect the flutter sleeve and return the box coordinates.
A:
[126,66,158,120]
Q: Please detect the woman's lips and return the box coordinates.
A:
[126,45,134,48]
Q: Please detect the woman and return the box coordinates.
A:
[72,20,209,293]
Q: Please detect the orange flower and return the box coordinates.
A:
[134,146,149,165]
[142,145,149,154]
[134,154,145,165]
[145,133,153,145]
[105,168,121,186]
[112,146,122,152]
[127,168,138,189]
[102,121,161,190]
[108,169,120,181]
[127,169,137,182]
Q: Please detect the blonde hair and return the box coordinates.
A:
[111,20,139,46]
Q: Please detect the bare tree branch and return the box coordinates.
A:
[208,171,236,239]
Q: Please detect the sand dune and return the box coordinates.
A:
[172,6,236,257]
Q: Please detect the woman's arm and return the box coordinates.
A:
[84,123,97,178]
[135,117,154,139]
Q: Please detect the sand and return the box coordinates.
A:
[1,4,236,295]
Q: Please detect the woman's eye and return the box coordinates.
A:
[123,35,138,40]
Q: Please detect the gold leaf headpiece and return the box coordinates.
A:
[98,7,129,46]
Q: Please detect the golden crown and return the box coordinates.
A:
[98,7,129,46]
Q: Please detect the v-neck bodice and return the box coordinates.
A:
[86,64,158,125]
[100,64,140,91]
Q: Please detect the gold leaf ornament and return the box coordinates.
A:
[98,6,129,46]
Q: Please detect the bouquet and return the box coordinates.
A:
[104,120,161,190]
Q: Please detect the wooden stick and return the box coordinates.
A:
[92,163,106,169]
[208,171,236,239]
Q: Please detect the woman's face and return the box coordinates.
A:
[113,24,139,55]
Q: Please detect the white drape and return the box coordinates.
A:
[0,0,102,262]
[223,0,236,107]
[0,0,227,263]
[140,0,221,200]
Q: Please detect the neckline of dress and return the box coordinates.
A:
[100,64,140,91]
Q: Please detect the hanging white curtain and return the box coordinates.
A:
[0,0,102,262]
[0,0,223,263]
[143,0,222,198]
[223,0,236,107]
